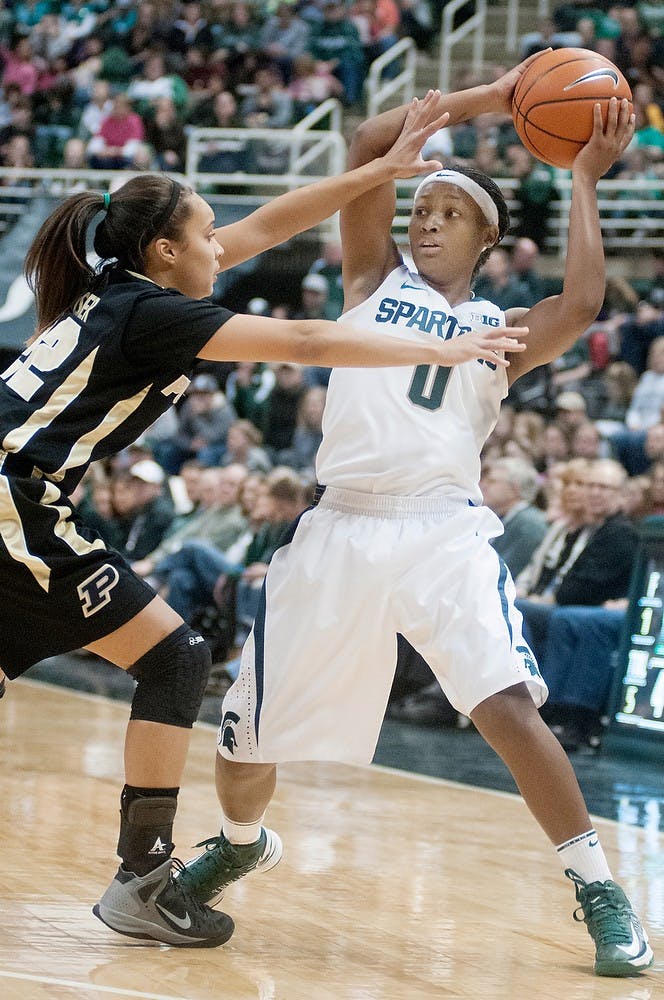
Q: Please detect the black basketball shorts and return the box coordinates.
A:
[0,472,157,678]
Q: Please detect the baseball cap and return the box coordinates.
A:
[129,460,165,485]
[301,273,328,294]
[190,374,218,393]
[555,391,586,412]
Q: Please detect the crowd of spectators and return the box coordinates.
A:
[0,1,660,222]
[0,0,440,179]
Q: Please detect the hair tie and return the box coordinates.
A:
[103,192,111,210]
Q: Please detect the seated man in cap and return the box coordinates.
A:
[156,373,237,472]
[112,460,176,561]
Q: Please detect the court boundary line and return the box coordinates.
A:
[0,969,193,1000]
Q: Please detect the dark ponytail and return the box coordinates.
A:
[25,174,192,338]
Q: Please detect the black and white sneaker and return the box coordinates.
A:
[93,858,234,947]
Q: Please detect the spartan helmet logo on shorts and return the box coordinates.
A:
[77,564,120,617]
[220,710,240,754]
[516,644,540,678]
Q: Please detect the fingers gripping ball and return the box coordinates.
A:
[512,48,632,168]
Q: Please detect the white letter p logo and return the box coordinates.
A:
[77,564,120,618]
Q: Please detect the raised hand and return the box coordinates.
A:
[381,90,451,179]
[489,51,552,115]
[573,98,635,181]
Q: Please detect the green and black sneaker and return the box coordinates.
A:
[177,828,283,906]
[566,869,654,977]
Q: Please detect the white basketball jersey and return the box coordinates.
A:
[316,263,508,500]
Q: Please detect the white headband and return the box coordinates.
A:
[413,169,499,227]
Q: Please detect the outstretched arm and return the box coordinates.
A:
[214,97,449,272]
[506,98,635,384]
[197,312,528,370]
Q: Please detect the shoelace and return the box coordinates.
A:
[573,886,633,946]
[168,857,216,918]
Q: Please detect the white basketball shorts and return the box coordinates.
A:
[218,486,547,765]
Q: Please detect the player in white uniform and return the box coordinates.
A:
[179,74,653,976]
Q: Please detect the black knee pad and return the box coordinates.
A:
[128,624,211,728]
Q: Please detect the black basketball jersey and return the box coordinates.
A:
[0,269,233,494]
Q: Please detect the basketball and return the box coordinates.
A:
[512,48,633,169]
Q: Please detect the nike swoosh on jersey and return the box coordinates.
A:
[400,281,424,291]
[563,68,619,91]
[615,924,647,960]
[155,902,192,930]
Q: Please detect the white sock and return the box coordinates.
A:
[222,814,264,845]
[556,829,613,884]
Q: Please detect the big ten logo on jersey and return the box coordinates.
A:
[469,311,500,327]
[376,297,471,339]
[77,563,119,617]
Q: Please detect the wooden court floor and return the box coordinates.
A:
[0,680,662,1000]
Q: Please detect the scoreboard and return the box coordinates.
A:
[608,517,664,757]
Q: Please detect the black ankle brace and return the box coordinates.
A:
[117,788,178,876]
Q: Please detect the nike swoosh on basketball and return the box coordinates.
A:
[563,68,619,91]
[155,902,192,930]
[615,924,646,959]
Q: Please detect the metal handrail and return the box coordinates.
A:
[292,98,343,135]
[184,126,346,193]
[391,174,664,253]
[366,37,417,118]
[439,0,487,94]
[505,0,551,54]
[0,166,661,256]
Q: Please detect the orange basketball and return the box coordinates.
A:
[512,48,633,169]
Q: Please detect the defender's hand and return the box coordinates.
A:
[382,90,450,179]
[438,326,529,368]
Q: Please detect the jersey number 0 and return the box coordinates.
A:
[408,364,451,411]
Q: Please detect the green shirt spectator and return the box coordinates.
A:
[308,1,365,106]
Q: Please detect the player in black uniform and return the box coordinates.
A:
[0,96,531,948]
